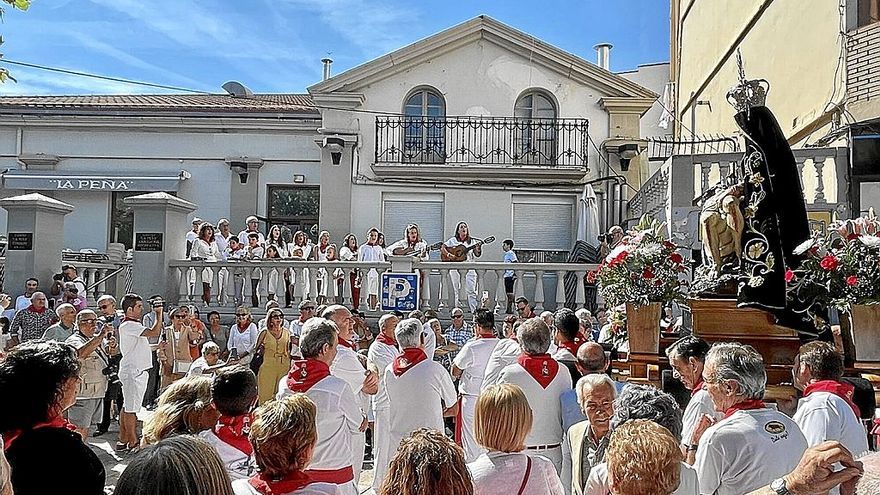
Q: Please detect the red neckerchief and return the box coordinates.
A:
[691,379,705,398]
[214,414,253,456]
[237,321,251,331]
[804,380,861,417]
[248,470,313,495]
[476,332,495,339]
[287,359,331,393]
[26,304,47,314]
[337,338,356,350]
[3,415,77,450]
[517,353,559,389]
[392,347,427,376]
[723,399,766,419]
[559,331,587,356]
[376,333,397,347]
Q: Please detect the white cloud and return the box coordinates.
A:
[0,66,170,95]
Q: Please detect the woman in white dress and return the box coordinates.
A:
[468,383,564,495]
[264,245,284,302]
[190,222,222,306]
[313,230,332,304]
[288,231,313,302]
[339,234,360,309]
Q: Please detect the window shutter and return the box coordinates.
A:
[512,203,573,251]
[382,200,444,259]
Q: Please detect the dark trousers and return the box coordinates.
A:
[143,350,161,408]
[98,381,123,430]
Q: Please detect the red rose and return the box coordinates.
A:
[784,269,795,283]
[663,241,675,250]
[819,255,839,271]
[587,271,596,284]
[670,253,683,264]
[654,279,663,286]
[846,233,858,241]
[642,267,655,279]
[846,276,858,286]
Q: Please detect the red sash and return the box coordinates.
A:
[691,379,705,398]
[304,466,354,484]
[3,415,77,450]
[214,414,253,456]
[454,396,464,446]
[287,359,331,393]
[376,333,397,347]
[392,348,427,376]
[337,338,357,350]
[723,399,766,419]
[517,353,559,389]
[804,380,861,417]
[248,470,313,495]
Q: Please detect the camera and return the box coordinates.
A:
[102,314,116,324]
[598,234,610,244]
[102,357,121,385]
[150,298,165,309]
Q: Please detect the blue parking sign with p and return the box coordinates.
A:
[381,272,420,312]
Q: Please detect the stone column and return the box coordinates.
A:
[124,193,197,301]
[0,193,74,294]
[227,158,264,231]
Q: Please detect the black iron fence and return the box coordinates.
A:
[375,116,590,167]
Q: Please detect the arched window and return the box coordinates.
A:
[514,91,557,164]
[403,88,445,163]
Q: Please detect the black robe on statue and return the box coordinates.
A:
[734,105,814,334]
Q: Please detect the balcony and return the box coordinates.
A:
[372,116,590,182]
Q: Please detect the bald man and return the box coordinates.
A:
[560,342,626,432]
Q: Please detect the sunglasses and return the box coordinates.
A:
[302,307,315,311]
[270,315,284,320]
[173,315,188,319]
[237,314,249,318]
[452,315,463,319]
[99,304,111,309]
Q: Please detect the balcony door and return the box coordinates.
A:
[515,92,557,165]
[403,88,445,163]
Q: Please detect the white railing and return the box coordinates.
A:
[168,259,599,315]
[71,261,132,302]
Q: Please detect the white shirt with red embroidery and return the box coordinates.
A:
[497,361,572,446]
[453,337,500,396]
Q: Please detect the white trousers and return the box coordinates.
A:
[371,408,391,493]
[449,269,478,312]
[460,394,485,462]
[351,430,365,486]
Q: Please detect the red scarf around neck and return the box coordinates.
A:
[27,304,47,314]
[558,332,587,357]
[691,379,705,397]
[518,353,559,389]
[804,380,861,417]
[337,337,356,350]
[214,414,253,456]
[3,415,76,450]
[237,321,252,331]
[723,399,766,419]
[376,333,397,347]
[287,359,331,393]
[248,470,313,495]
[392,347,427,376]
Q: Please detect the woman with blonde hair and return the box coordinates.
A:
[116,435,234,495]
[468,384,564,495]
[142,375,219,445]
[379,428,473,495]
[232,394,339,495]
[255,308,292,404]
[605,419,682,495]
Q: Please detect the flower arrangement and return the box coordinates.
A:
[592,216,688,308]
[605,305,628,348]
[787,212,880,312]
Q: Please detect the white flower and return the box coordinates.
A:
[793,238,816,256]
[859,235,880,248]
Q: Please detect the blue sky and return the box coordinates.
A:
[0,0,669,95]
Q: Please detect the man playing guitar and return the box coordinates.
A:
[441,222,481,312]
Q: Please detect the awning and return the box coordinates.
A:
[1,170,191,192]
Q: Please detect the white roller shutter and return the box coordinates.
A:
[383,199,444,259]
[513,202,573,251]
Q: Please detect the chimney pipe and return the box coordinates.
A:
[594,43,612,70]
[321,58,333,81]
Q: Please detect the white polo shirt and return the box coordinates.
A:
[481,338,522,391]
[119,319,152,373]
[695,407,807,495]
[498,361,572,446]
[383,358,457,455]
[584,461,698,495]
[367,340,399,411]
[454,337,500,396]
[277,375,363,473]
[682,387,722,446]
[793,391,869,463]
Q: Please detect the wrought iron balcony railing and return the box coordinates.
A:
[375,116,590,167]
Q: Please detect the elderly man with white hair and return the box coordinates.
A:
[562,374,617,495]
[41,303,77,342]
[498,317,572,473]
[367,312,401,494]
[65,309,113,439]
[693,343,808,495]
[277,317,365,495]
[379,318,458,487]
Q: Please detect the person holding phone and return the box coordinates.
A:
[65,309,114,440]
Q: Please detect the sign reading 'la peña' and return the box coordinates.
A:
[50,179,134,190]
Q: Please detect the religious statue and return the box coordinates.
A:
[699,184,745,276]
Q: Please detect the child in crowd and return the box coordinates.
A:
[199,365,259,481]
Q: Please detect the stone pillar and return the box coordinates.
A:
[0,193,74,294]
[124,193,197,300]
[227,158,264,231]
[316,134,358,242]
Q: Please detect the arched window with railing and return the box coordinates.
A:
[514,90,558,164]
[403,87,446,163]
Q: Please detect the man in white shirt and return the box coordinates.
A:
[791,341,868,494]
[367,313,400,493]
[237,215,265,246]
[288,299,316,359]
[452,308,500,462]
[382,318,458,486]
[481,317,521,391]
[117,293,164,451]
[323,304,378,482]
[498,317,573,473]
[693,343,808,495]
[665,335,723,456]
[278,318,366,495]
[14,277,38,312]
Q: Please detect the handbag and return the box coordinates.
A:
[173,360,191,374]
[516,456,532,495]
[249,330,268,375]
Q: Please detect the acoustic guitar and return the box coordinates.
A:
[391,241,444,257]
[441,236,496,262]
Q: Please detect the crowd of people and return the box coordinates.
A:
[0,279,878,494]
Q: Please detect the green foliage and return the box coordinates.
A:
[0,0,30,83]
